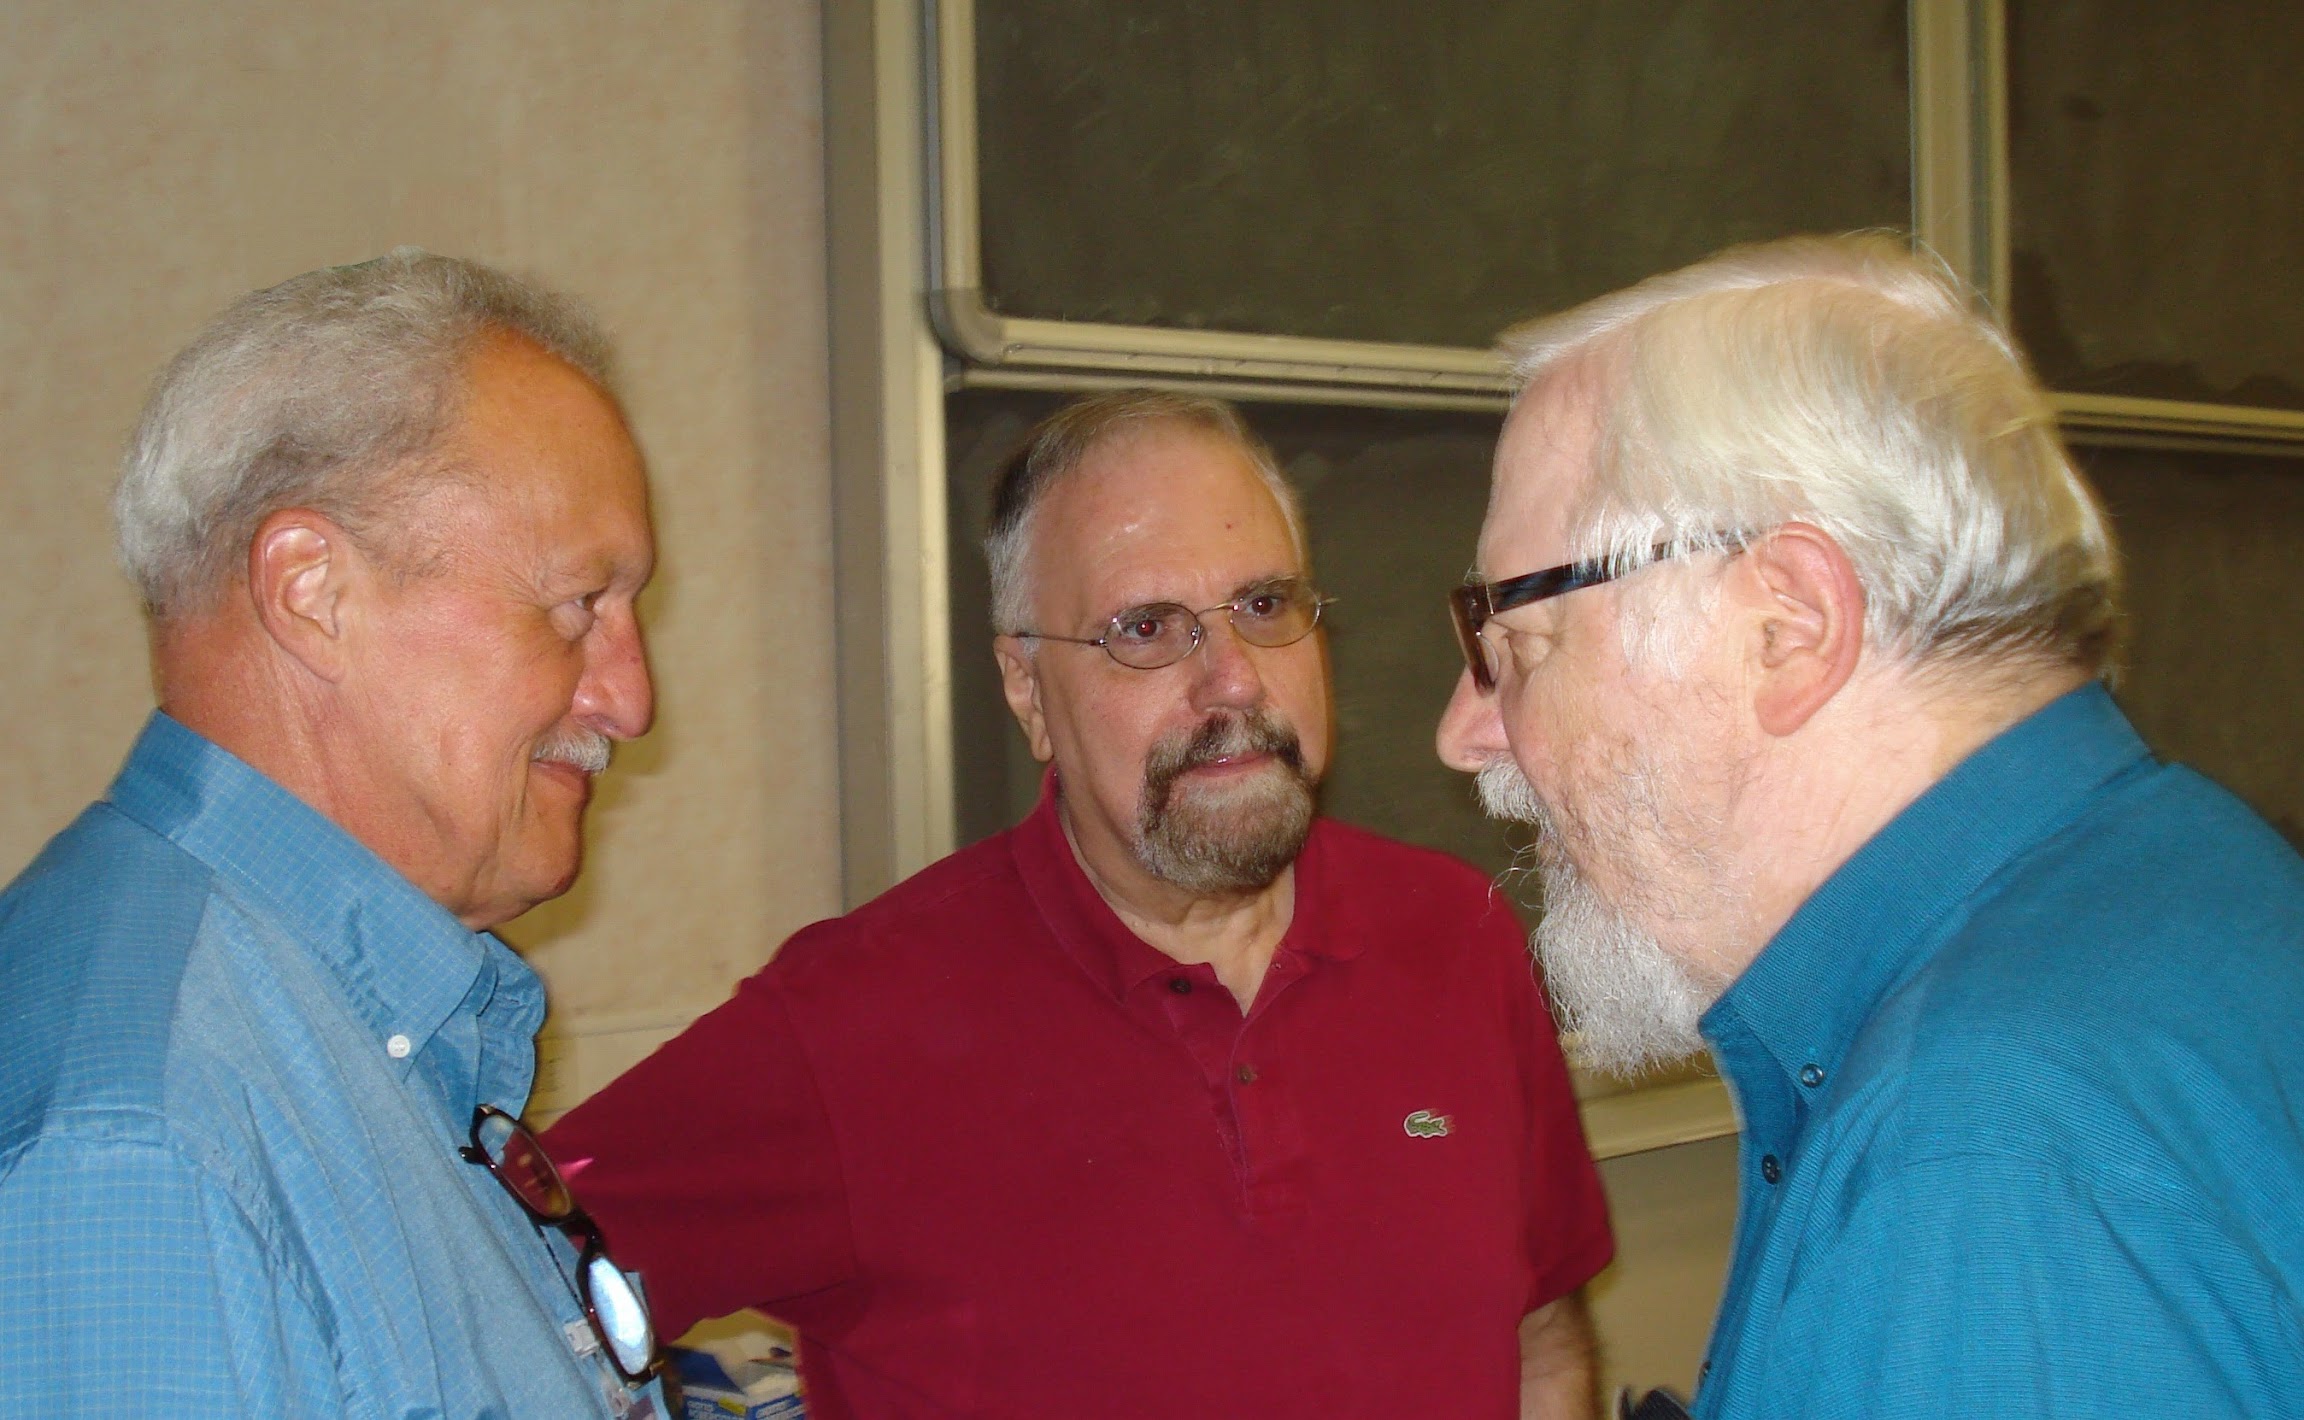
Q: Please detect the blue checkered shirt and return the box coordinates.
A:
[0,713,663,1417]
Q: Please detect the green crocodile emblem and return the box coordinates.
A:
[1402,1109,1453,1138]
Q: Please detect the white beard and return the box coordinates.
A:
[1476,758,1720,1078]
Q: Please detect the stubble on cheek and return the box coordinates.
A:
[1524,670,1755,934]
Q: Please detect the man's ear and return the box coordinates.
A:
[248,508,361,683]
[992,636,1056,764]
[1738,523,1866,738]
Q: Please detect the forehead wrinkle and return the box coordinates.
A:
[1043,461,1302,622]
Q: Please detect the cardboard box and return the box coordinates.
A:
[671,1344,805,1419]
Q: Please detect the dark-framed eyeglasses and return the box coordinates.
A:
[1013,577,1334,671]
[460,1105,659,1382]
[1448,537,1745,692]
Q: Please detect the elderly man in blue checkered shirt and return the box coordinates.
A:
[0,252,667,1417]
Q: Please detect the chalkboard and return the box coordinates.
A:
[2092,444,2304,845]
[2008,0,2304,412]
[945,390,2304,866]
[971,0,1911,349]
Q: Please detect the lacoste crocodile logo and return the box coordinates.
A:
[1403,1109,1453,1138]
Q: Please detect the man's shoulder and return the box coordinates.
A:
[1947,758,2304,996]
[0,803,228,1159]
[1304,818,1517,924]
[1857,763,2304,1156]
[1309,817,1495,881]
[769,828,1032,976]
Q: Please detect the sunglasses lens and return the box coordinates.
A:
[583,1252,657,1376]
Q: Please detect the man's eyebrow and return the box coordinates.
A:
[539,550,652,596]
[1224,572,1304,600]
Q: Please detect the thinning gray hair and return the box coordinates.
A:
[115,248,616,617]
[982,389,1308,635]
[1501,232,2120,675]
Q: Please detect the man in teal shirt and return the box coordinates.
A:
[0,252,665,1416]
[1439,232,2304,1415]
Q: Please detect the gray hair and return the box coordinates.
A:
[1501,232,2120,674]
[982,389,1307,635]
[115,248,616,616]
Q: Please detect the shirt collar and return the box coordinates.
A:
[104,711,544,1117]
[1008,770,1357,1000]
[1702,682,2153,1104]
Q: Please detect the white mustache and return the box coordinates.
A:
[1475,758,1548,825]
[532,726,613,775]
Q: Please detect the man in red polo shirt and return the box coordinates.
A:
[545,390,1613,1419]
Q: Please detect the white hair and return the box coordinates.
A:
[981,389,1308,636]
[1501,232,2120,675]
[115,248,615,616]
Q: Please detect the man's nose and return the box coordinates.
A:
[1435,666,1508,772]
[1185,610,1266,710]
[575,611,655,741]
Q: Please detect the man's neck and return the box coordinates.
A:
[155,617,484,927]
[1057,807,1297,1013]
[1722,660,2092,976]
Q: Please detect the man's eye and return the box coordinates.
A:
[1239,592,1285,620]
[1503,628,1553,677]
[552,593,602,639]
[1112,614,1170,644]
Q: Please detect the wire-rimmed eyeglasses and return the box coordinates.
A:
[460,1105,659,1382]
[1013,577,1334,670]
[1449,536,1747,692]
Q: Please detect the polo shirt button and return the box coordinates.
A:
[1168,977,1193,994]
[386,1033,411,1060]
[1799,1063,1825,1088]
[1761,1153,1782,1184]
[1235,1063,1258,1084]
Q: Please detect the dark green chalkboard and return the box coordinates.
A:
[2093,444,2304,844]
[973,0,1912,348]
[2008,0,2304,411]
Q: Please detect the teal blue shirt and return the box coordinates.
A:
[1697,685,2304,1417]
[0,713,663,1418]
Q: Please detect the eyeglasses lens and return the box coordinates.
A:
[474,1109,575,1219]
[1105,608,1199,669]
[1230,585,1319,647]
[582,1253,658,1376]
[1449,588,1496,692]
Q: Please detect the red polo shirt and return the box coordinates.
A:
[546,787,1612,1419]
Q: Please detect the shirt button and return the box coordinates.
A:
[386,1033,412,1060]
[1235,1063,1258,1084]
[1761,1153,1782,1184]
[1799,1063,1825,1088]
[1168,977,1193,995]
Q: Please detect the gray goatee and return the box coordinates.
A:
[1134,709,1315,894]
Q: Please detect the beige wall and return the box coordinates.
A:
[0,1,841,1101]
